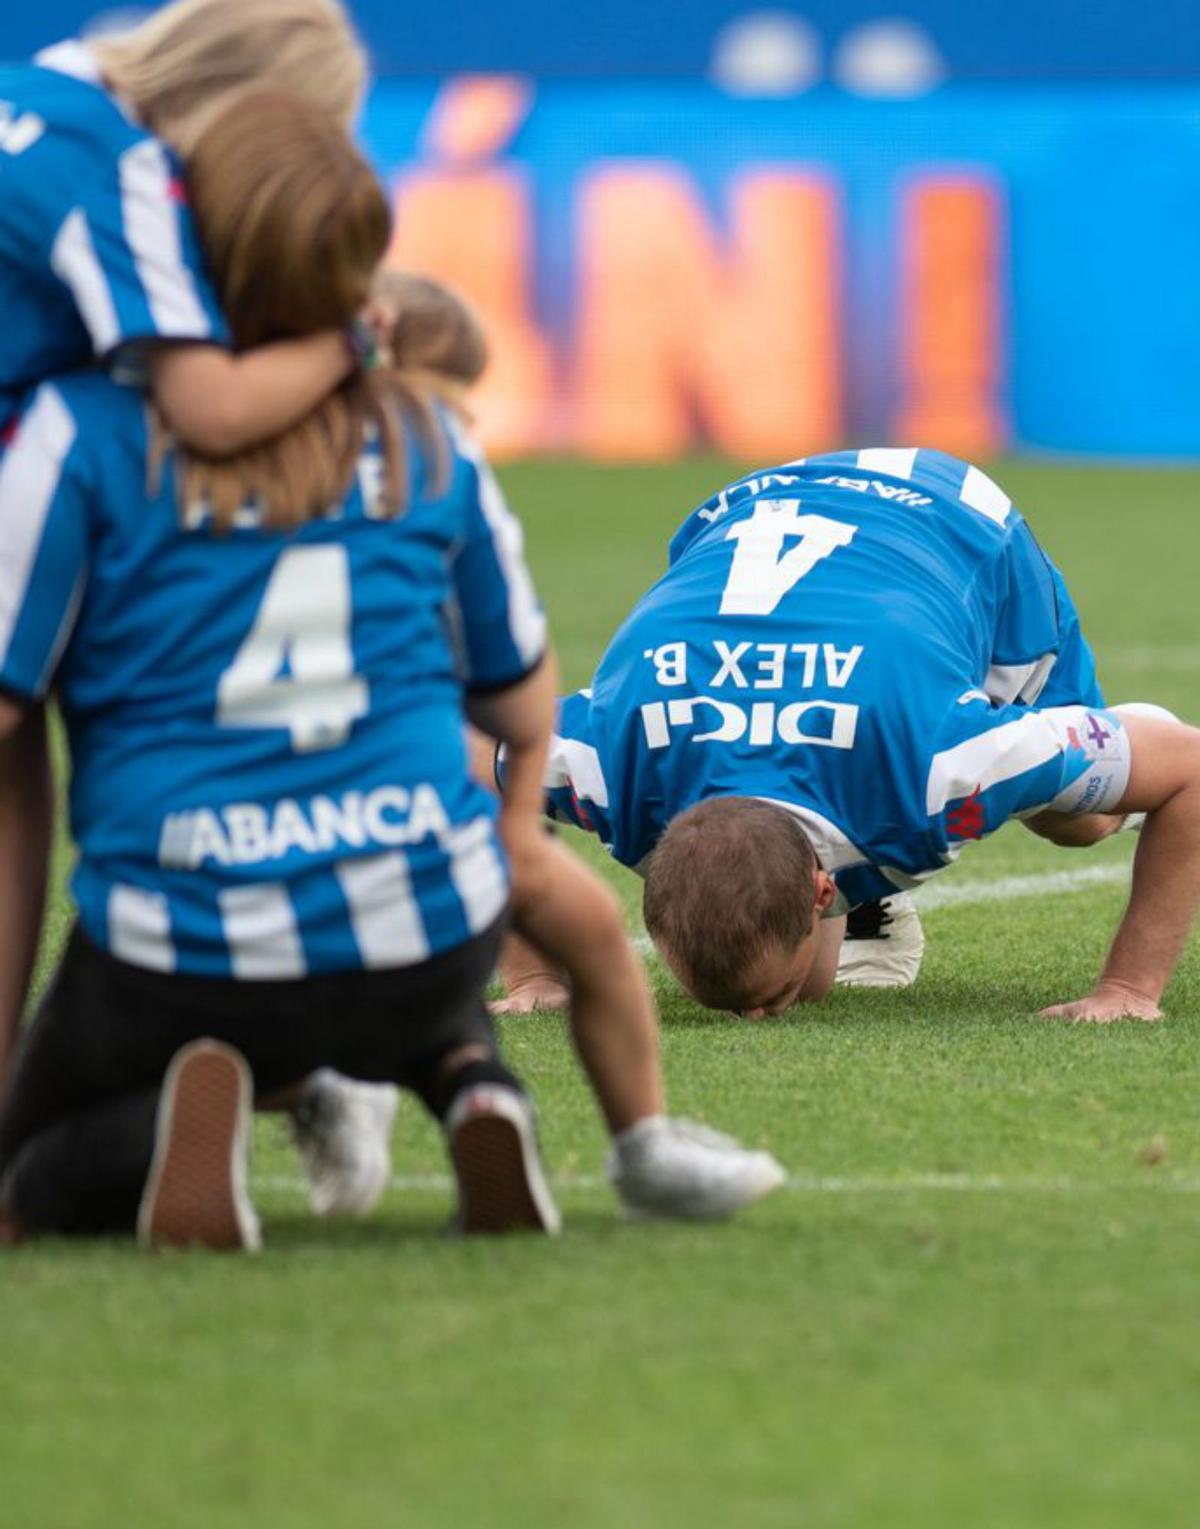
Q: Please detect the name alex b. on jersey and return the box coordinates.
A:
[637,636,865,753]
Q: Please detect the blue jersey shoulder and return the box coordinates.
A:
[0,45,226,412]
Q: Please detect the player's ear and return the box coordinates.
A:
[813,868,837,914]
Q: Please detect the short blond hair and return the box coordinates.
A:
[93,0,366,155]
[643,798,819,1011]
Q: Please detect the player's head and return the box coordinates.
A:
[375,271,489,396]
[93,0,366,155]
[642,797,836,1015]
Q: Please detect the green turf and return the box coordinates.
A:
[6,456,1200,1528]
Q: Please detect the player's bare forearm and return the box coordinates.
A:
[1042,715,1200,1021]
[0,702,53,1084]
[509,836,663,1134]
[150,333,353,456]
[466,654,557,889]
[492,928,569,1014]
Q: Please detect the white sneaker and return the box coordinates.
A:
[836,892,926,989]
[291,1069,399,1219]
[444,1084,561,1235]
[609,1116,786,1221]
[138,1040,261,1253]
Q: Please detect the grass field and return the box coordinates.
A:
[6,456,1200,1528]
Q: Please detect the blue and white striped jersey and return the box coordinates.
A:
[0,376,546,978]
[540,448,1128,912]
[0,41,226,421]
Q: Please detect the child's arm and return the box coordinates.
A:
[0,701,52,1090]
[148,332,354,456]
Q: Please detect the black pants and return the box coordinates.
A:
[0,919,511,1235]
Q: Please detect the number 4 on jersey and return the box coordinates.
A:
[720,500,858,616]
[217,545,367,752]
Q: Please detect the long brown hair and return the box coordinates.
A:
[165,92,386,528]
[170,93,492,530]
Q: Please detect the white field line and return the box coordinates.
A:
[256,1171,1200,1197]
[916,862,1128,911]
[1106,644,1200,672]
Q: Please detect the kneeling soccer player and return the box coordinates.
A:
[0,96,784,1250]
[493,449,1199,1022]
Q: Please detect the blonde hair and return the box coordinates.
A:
[93,0,366,155]
[169,95,488,531]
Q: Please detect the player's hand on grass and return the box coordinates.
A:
[1040,982,1163,1023]
[490,973,571,1015]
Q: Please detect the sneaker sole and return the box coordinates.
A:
[137,1042,261,1253]
[447,1091,561,1236]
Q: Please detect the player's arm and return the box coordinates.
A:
[1041,713,1200,1021]
[466,656,557,896]
[465,724,570,1012]
[147,335,355,457]
[67,149,357,457]
[0,699,52,1088]
[0,387,92,1082]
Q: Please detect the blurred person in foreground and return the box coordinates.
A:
[0,0,392,1210]
[0,95,784,1250]
[490,450,1196,1024]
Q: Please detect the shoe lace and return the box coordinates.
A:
[845,899,894,941]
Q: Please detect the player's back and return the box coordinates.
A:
[661,447,1023,685]
[0,375,543,977]
[579,448,1060,877]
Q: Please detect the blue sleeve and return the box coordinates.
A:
[54,137,227,368]
[541,691,611,835]
[986,514,1104,709]
[450,448,547,691]
[0,385,91,700]
[928,698,1131,848]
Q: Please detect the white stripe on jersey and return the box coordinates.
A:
[959,465,1012,526]
[108,884,175,972]
[546,733,610,808]
[475,460,547,666]
[447,817,509,934]
[855,447,918,479]
[755,797,868,872]
[985,654,1057,706]
[117,140,213,339]
[34,41,101,83]
[926,713,1061,816]
[754,798,872,918]
[0,386,77,678]
[35,563,88,699]
[50,208,121,353]
[337,853,430,969]
[218,884,306,980]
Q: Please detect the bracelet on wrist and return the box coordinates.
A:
[344,318,382,372]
